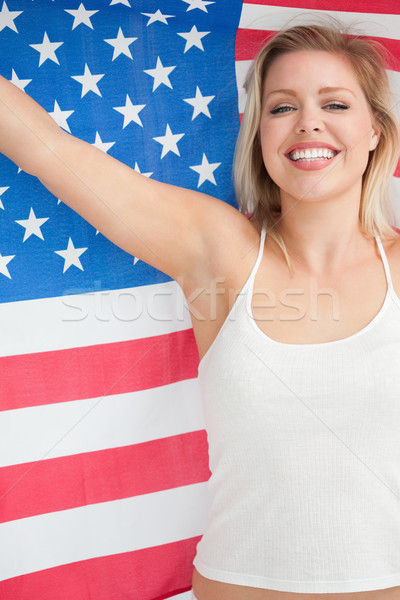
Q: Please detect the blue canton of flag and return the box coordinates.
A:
[0,0,242,300]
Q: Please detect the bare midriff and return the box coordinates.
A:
[192,568,400,600]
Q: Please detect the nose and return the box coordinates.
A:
[295,105,325,134]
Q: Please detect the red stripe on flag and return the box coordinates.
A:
[0,431,210,524]
[241,0,400,13]
[0,537,200,600]
[235,29,274,61]
[235,28,400,70]
[1,329,199,411]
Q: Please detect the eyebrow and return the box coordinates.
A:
[264,86,356,100]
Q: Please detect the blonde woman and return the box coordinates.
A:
[1,19,400,600]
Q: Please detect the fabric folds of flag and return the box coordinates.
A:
[1,1,400,600]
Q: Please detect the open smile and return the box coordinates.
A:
[284,145,341,171]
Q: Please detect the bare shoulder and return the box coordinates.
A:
[185,200,262,290]
[182,206,264,359]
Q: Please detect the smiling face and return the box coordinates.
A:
[259,50,381,206]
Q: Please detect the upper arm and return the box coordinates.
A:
[36,128,247,283]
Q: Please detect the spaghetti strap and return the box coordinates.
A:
[243,221,267,308]
[375,235,394,291]
[247,222,267,284]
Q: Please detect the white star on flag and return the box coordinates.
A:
[153,124,184,158]
[177,25,210,53]
[10,69,31,92]
[0,186,9,209]
[110,0,131,5]
[71,63,105,97]
[48,100,74,132]
[0,252,15,279]
[134,162,153,178]
[55,238,88,273]
[104,27,137,60]
[144,57,176,91]
[184,86,214,119]
[30,32,63,67]
[91,132,115,153]
[64,3,99,30]
[15,207,49,242]
[113,94,146,129]
[113,95,146,128]
[141,10,175,26]
[0,0,22,33]
[182,0,215,12]
[190,153,220,187]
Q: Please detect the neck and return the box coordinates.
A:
[271,190,372,276]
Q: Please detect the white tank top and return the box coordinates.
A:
[193,224,400,594]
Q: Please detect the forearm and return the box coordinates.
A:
[0,73,60,176]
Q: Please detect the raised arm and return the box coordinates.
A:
[0,74,248,288]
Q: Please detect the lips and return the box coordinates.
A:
[284,142,341,168]
[283,142,342,171]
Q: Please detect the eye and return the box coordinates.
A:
[269,102,349,115]
[324,102,349,110]
[269,105,295,114]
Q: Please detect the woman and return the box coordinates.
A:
[1,18,400,600]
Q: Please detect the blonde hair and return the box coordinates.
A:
[234,18,400,273]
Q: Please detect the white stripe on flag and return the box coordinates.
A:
[235,59,253,114]
[0,482,210,580]
[387,71,400,121]
[0,280,191,357]
[0,378,204,468]
[239,4,400,40]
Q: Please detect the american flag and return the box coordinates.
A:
[0,1,399,599]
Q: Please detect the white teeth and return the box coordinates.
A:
[289,148,337,161]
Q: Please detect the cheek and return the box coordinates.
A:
[259,124,281,170]
[344,122,374,166]
[342,115,374,151]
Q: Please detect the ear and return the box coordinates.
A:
[369,121,381,151]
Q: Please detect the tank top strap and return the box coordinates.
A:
[375,234,394,291]
[244,231,393,294]
[244,221,267,293]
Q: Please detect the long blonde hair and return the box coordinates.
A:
[234,18,400,272]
